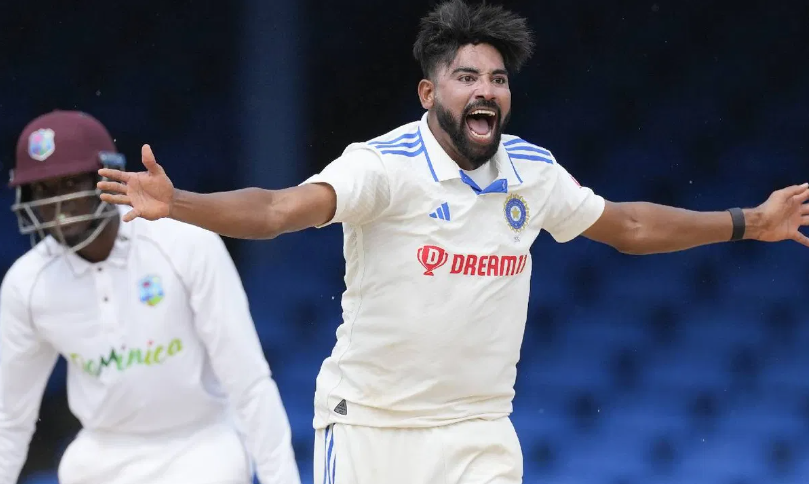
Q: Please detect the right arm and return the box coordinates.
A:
[169,184,337,240]
[0,273,59,484]
[99,145,391,239]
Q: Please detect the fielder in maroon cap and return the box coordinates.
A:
[8,109,125,257]
[0,112,301,484]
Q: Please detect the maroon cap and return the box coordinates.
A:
[10,110,117,187]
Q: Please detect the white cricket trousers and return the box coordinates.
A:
[313,417,523,484]
[57,420,252,484]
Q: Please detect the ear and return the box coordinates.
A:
[418,79,435,109]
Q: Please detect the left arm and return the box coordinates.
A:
[583,185,809,255]
[540,158,809,254]
[582,202,748,255]
[186,229,301,484]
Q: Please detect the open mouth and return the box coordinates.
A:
[465,108,497,141]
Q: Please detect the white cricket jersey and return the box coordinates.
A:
[302,112,606,429]
[0,207,299,484]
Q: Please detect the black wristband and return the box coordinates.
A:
[727,207,745,241]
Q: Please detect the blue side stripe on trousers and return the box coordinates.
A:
[322,425,332,484]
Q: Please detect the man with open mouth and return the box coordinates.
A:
[97,0,809,483]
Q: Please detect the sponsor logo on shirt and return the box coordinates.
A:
[417,245,449,276]
[69,338,183,378]
[417,245,528,277]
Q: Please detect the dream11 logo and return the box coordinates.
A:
[417,245,448,276]
[416,244,529,277]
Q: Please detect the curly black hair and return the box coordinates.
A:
[413,0,535,80]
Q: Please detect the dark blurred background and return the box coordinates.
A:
[2,1,808,483]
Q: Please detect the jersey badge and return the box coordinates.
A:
[138,275,165,307]
[504,193,529,232]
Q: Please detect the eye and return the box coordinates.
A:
[493,77,508,85]
[459,75,475,83]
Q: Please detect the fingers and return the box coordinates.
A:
[792,231,809,248]
[782,182,809,198]
[97,180,127,194]
[122,208,141,223]
[98,168,130,183]
[802,214,809,225]
[100,193,131,205]
[142,144,164,175]
[773,183,809,199]
[794,186,809,203]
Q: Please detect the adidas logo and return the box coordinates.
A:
[334,399,347,415]
[428,202,451,221]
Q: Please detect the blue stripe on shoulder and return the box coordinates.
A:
[371,130,424,158]
[371,138,422,149]
[368,131,419,146]
[377,148,424,157]
[507,153,553,164]
[366,128,437,181]
[504,138,552,157]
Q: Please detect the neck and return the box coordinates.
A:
[426,111,477,171]
[76,214,120,263]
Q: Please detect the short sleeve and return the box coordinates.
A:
[299,147,391,227]
[542,161,606,243]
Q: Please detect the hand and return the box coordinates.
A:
[97,145,175,222]
[748,183,809,247]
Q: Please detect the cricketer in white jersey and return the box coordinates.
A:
[97,1,809,483]
[301,112,603,432]
[0,110,301,484]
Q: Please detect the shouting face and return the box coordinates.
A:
[420,43,512,170]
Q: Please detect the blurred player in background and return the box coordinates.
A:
[97,0,809,482]
[0,110,301,484]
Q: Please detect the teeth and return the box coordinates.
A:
[470,109,495,117]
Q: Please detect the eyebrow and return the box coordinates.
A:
[450,66,509,77]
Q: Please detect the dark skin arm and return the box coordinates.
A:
[583,185,809,255]
[97,145,338,239]
[168,185,337,239]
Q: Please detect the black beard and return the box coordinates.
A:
[435,100,510,170]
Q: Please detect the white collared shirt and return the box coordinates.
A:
[0,207,299,484]
[302,112,605,429]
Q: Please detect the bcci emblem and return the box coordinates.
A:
[138,275,165,307]
[28,129,56,162]
[504,194,529,232]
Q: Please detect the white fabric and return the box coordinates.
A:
[461,159,499,190]
[301,112,605,430]
[313,417,523,484]
[58,420,251,484]
[0,206,300,484]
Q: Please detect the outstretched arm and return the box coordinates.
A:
[582,184,809,255]
[98,144,389,239]
[539,158,809,254]
[167,184,336,240]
